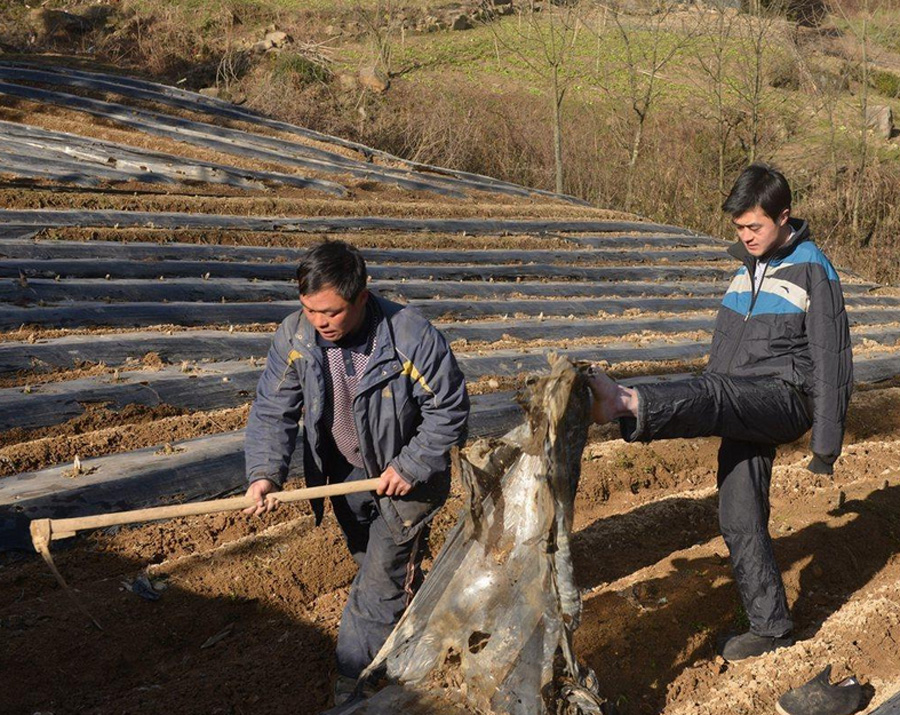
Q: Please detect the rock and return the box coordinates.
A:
[866,105,894,140]
[359,65,389,93]
[265,30,289,47]
[452,14,473,30]
[250,39,274,54]
[198,87,220,98]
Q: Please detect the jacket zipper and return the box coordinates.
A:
[351,352,401,479]
[724,258,768,373]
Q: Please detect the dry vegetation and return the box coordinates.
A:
[4,0,900,281]
[10,0,898,276]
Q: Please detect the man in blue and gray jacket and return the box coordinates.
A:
[243,241,469,700]
[590,164,852,662]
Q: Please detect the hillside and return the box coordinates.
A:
[2,3,900,715]
[3,0,900,283]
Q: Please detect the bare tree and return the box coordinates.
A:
[488,1,584,194]
[356,0,398,77]
[827,0,898,235]
[690,1,742,198]
[594,1,695,211]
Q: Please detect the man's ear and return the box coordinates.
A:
[355,289,369,307]
[779,208,791,227]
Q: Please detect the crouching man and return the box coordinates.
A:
[590,164,852,662]
[243,241,470,700]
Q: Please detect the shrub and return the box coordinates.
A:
[871,69,900,98]
[272,51,333,85]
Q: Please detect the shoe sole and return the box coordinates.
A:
[723,640,796,665]
[775,702,790,715]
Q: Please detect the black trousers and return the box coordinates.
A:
[620,373,812,637]
[330,467,429,678]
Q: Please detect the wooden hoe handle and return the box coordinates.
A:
[32,478,382,542]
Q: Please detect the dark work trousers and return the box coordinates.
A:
[330,467,429,678]
[620,373,812,637]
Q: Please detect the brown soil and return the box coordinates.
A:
[0,404,250,476]
[452,329,713,352]
[0,183,626,220]
[44,226,578,251]
[3,386,900,715]
[0,350,171,389]
[0,324,279,345]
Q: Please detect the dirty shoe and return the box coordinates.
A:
[721,630,794,662]
[776,665,861,715]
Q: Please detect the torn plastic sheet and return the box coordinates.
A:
[326,355,608,715]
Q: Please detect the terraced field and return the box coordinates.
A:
[2,61,900,715]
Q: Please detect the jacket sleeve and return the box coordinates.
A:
[806,265,853,461]
[244,318,304,487]
[390,325,470,485]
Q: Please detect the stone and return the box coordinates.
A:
[198,87,220,99]
[265,30,289,47]
[866,105,894,140]
[250,39,274,54]
[358,65,390,93]
[452,14,473,30]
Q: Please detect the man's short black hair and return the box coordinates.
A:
[296,240,367,301]
[722,163,792,221]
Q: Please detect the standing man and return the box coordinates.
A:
[589,164,852,662]
[243,241,469,700]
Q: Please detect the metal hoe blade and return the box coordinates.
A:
[29,518,103,630]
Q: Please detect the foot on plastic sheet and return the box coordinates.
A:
[776,665,862,715]
[720,630,795,662]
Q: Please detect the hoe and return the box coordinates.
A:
[29,477,381,630]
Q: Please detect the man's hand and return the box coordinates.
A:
[377,465,412,497]
[243,478,279,516]
[807,454,836,476]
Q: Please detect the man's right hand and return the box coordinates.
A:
[243,479,279,516]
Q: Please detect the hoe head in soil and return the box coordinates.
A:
[327,355,609,715]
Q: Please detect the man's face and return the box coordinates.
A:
[300,285,368,342]
[731,206,791,258]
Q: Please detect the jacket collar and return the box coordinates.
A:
[727,217,809,267]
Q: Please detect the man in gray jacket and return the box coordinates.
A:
[590,164,852,662]
[243,241,469,699]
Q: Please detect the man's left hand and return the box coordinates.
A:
[377,465,412,497]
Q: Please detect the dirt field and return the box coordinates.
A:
[2,61,900,715]
[2,384,900,714]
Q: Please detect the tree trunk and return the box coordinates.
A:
[852,10,870,235]
[625,117,644,212]
[552,65,565,195]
